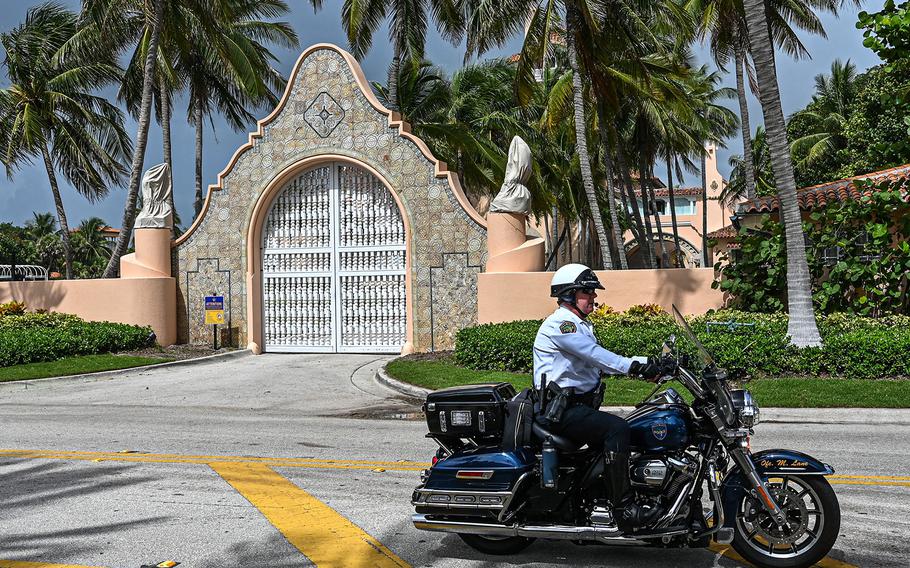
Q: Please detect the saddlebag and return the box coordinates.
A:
[502,388,536,451]
[423,382,517,442]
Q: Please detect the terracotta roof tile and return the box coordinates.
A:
[737,163,910,214]
[653,187,702,197]
[706,225,738,239]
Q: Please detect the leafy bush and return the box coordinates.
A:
[715,178,910,316]
[0,301,27,317]
[0,311,153,367]
[455,308,910,379]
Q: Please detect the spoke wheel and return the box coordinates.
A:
[732,476,840,568]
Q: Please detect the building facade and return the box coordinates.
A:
[172,44,488,354]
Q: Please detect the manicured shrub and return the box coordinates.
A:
[0,312,153,367]
[454,308,910,379]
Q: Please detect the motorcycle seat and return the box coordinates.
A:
[532,420,583,452]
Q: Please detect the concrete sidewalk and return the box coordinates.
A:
[376,362,910,425]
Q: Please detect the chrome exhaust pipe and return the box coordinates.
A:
[412,514,647,545]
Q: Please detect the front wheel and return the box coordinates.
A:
[458,533,535,555]
[731,475,840,568]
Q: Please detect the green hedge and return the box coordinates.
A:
[0,312,154,367]
[454,309,910,380]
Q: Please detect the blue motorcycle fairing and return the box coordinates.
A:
[424,447,534,491]
[627,406,690,452]
[720,448,834,529]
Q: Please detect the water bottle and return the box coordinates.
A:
[541,436,558,489]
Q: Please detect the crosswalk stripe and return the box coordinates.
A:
[210,462,410,568]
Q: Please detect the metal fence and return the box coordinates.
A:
[0,264,49,281]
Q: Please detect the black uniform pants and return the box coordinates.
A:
[552,403,630,455]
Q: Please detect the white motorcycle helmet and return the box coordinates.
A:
[550,263,604,305]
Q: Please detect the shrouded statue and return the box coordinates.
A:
[135,163,173,229]
[489,136,532,215]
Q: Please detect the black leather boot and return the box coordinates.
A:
[606,452,662,531]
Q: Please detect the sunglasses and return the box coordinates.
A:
[578,287,597,295]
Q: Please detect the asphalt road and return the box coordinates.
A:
[0,353,907,568]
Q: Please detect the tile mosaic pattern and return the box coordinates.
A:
[173,46,487,350]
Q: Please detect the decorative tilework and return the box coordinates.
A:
[172,45,487,351]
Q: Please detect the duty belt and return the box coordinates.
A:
[567,387,602,408]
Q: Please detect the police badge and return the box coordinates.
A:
[651,422,668,441]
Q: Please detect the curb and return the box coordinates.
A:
[376,361,431,399]
[375,359,910,425]
[0,348,252,390]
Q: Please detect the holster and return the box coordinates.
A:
[543,382,569,424]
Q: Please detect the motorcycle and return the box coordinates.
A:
[411,305,840,568]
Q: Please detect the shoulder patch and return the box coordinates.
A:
[559,321,577,334]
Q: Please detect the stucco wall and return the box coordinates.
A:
[0,278,176,346]
[172,44,486,351]
[478,268,723,323]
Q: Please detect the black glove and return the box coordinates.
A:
[629,357,661,381]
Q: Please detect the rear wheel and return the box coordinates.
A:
[731,475,840,568]
[458,534,535,555]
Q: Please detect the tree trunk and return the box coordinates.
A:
[160,81,175,237]
[387,44,401,113]
[636,159,657,267]
[643,161,668,267]
[193,94,204,218]
[735,45,757,200]
[616,145,653,268]
[701,151,709,268]
[596,104,629,269]
[103,0,164,278]
[566,7,613,269]
[41,144,72,279]
[743,0,822,347]
[666,152,683,267]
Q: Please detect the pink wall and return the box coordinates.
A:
[0,278,177,346]
[478,268,723,323]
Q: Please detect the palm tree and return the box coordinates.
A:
[691,0,846,201]
[180,0,297,218]
[742,0,821,346]
[322,0,464,112]
[789,59,856,173]
[83,0,169,278]
[72,216,113,277]
[25,212,59,240]
[0,3,131,280]
[720,125,775,206]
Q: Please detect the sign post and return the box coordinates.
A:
[204,295,225,349]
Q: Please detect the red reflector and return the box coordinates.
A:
[432,456,439,466]
[456,470,494,479]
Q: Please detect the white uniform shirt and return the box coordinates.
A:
[533,306,645,393]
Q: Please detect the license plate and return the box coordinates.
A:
[450,410,472,426]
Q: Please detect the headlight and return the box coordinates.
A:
[731,389,760,428]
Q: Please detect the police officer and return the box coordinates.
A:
[533,263,661,529]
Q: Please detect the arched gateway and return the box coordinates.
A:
[172,44,487,354]
[261,162,407,352]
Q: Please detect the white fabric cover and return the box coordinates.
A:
[135,163,174,229]
[489,135,532,215]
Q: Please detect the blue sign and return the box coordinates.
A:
[204,296,224,310]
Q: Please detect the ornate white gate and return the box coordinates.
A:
[261,163,406,352]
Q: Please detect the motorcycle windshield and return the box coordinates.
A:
[671,304,715,368]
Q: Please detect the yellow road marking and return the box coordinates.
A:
[829,474,910,481]
[709,543,857,568]
[0,561,105,568]
[0,449,425,471]
[829,479,910,487]
[210,462,409,568]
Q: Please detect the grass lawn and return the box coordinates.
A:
[386,358,910,408]
[0,354,174,382]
